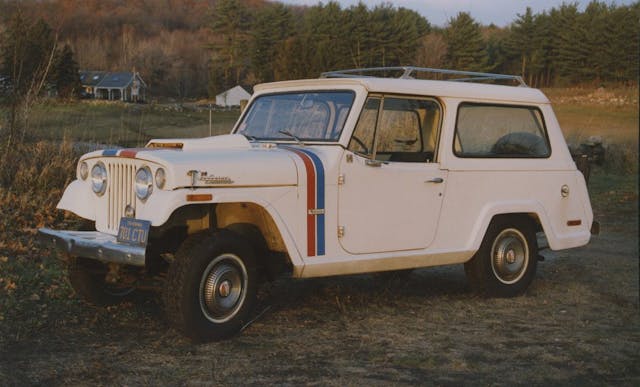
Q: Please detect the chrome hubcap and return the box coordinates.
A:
[491,228,529,285]
[218,280,231,298]
[199,254,247,323]
[505,249,517,264]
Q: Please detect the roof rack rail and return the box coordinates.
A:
[320,66,527,87]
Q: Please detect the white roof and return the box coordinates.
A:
[254,77,550,104]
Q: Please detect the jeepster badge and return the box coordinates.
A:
[198,171,234,185]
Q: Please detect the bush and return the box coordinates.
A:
[602,142,638,175]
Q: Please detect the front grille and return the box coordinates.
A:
[106,160,137,233]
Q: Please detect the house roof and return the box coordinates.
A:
[98,72,134,88]
[79,71,147,89]
[216,85,251,99]
[79,71,107,87]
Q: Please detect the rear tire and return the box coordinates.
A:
[68,257,135,306]
[465,217,538,297]
[163,230,258,342]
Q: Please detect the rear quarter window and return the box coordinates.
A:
[454,103,550,158]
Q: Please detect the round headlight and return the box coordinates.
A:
[91,162,107,196]
[79,161,89,180]
[155,168,166,190]
[135,166,153,201]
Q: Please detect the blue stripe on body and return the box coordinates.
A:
[296,148,326,256]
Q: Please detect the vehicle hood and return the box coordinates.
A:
[81,134,299,188]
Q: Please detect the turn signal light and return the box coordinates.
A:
[187,194,212,202]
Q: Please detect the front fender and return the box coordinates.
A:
[137,186,292,226]
[57,179,96,220]
[136,186,305,269]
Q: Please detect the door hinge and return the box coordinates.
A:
[338,226,345,238]
[338,174,345,185]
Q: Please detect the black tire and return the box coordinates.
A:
[68,257,135,306]
[163,230,258,342]
[464,216,538,297]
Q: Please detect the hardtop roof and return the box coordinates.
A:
[253,77,550,104]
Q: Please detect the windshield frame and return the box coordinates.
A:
[233,89,357,144]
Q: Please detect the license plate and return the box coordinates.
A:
[117,218,151,246]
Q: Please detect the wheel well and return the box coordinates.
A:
[490,213,542,233]
[215,202,287,253]
[224,222,292,280]
[152,202,288,253]
[149,203,291,274]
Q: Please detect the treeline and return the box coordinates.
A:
[1,0,638,99]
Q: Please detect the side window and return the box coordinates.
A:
[348,98,379,156]
[349,96,441,163]
[454,103,550,158]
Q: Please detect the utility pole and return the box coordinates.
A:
[209,104,212,136]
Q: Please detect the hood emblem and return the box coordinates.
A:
[194,171,234,185]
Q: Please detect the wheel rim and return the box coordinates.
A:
[490,228,529,285]
[198,254,248,323]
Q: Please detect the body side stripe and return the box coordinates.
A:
[281,146,326,257]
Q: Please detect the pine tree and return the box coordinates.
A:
[443,12,488,72]
[506,8,537,84]
[551,4,582,84]
[602,3,640,82]
[208,0,251,97]
[250,3,293,83]
[52,44,82,99]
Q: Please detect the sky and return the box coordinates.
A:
[275,0,637,27]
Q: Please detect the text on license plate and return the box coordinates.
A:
[117,218,151,246]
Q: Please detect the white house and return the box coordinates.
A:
[79,71,147,102]
[216,85,251,107]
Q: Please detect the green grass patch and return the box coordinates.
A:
[588,169,638,215]
[19,100,240,147]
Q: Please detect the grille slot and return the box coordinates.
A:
[106,161,136,233]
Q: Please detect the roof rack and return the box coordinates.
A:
[320,66,527,87]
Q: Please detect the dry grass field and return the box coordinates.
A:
[0,87,637,385]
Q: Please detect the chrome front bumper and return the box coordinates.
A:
[38,228,146,266]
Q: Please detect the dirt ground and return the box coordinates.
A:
[1,172,638,386]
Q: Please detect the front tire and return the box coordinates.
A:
[164,230,258,342]
[465,217,538,297]
[68,257,135,306]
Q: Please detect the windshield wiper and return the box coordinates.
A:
[278,130,305,146]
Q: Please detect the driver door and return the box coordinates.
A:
[338,95,447,254]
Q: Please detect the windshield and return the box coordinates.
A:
[236,91,355,141]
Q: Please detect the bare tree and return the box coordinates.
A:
[1,14,58,148]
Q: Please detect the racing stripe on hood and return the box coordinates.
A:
[101,148,160,158]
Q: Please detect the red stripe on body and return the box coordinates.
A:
[289,148,317,257]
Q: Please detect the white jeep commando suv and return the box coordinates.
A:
[40,67,596,342]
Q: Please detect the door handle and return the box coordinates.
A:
[425,177,444,184]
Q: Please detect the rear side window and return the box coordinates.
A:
[454,103,550,158]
